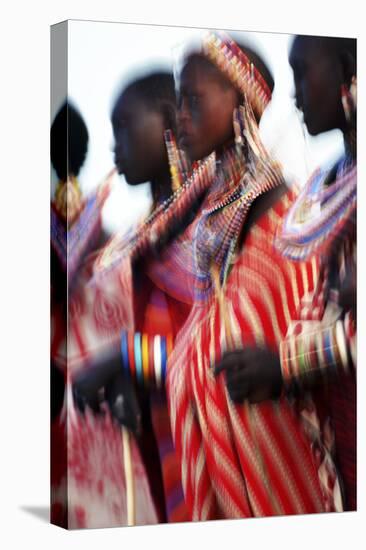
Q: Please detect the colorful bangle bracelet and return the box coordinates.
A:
[323,328,336,369]
[166,333,173,359]
[128,331,135,379]
[120,331,173,388]
[154,335,162,388]
[297,337,307,379]
[335,320,349,373]
[121,330,129,377]
[279,340,291,384]
[305,331,319,375]
[142,333,149,386]
[289,335,299,379]
[161,335,167,383]
[134,332,142,384]
[148,335,155,386]
[316,328,326,373]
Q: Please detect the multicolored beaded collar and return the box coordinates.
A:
[193,107,284,300]
[276,157,356,262]
[93,141,216,278]
[51,171,114,283]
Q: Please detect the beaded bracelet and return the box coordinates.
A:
[134,333,143,385]
[120,330,172,389]
[280,322,350,389]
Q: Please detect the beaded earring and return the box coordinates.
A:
[233,107,244,153]
[164,129,190,192]
[54,175,83,227]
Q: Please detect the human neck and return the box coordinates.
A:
[215,138,236,161]
[151,169,172,207]
[344,126,356,161]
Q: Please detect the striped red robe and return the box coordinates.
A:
[167,189,333,520]
[51,177,158,528]
[53,224,196,527]
[51,248,161,528]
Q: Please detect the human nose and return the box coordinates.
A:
[178,97,191,124]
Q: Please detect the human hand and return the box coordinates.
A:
[72,355,141,434]
[104,371,141,435]
[214,347,283,404]
[72,354,121,415]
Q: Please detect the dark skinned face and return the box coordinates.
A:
[178,58,240,162]
[289,37,347,136]
[112,91,168,185]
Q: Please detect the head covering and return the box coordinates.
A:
[202,32,272,120]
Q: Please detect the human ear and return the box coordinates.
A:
[161,101,177,133]
[340,50,356,87]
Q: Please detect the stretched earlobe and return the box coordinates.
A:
[161,102,177,134]
[164,129,190,192]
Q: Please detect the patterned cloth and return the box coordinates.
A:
[277,157,357,511]
[51,385,158,528]
[56,184,204,526]
[275,159,356,262]
[51,172,160,528]
[51,173,113,286]
[51,238,162,528]
[167,190,336,520]
[109,140,284,522]
[132,267,192,523]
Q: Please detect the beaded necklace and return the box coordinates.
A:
[276,156,356,262]
[193,105,284,300]
[93,134,216,278]
[51,171,114,281]
[95,33,280,291]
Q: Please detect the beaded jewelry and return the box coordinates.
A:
[134,333,143,384]
[94,149,216,277]
[280,321,351,390]
[54,175,84,227]
[194,103,285,299]
[202,32,272,120]
[51,170,114,281]
[120,330,171,389]
[276,158,356,262]
[164,129,190,192]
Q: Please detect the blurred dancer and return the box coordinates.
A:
[51,101,113,291]
[108,72,192,523]
[75,34,335,521]
[69,71,201,526]
[218,35,356,511]
[50,101,114,527]
[50,102,114,406]
[166,33,336,520]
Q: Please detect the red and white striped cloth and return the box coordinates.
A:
[167,190,341,520]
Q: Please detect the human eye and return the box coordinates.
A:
[188,94,200,112]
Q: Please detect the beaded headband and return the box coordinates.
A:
[202,32,272,119]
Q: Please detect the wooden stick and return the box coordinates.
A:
[122,427,136,526]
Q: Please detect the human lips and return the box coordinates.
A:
[294,100,307,124]
[178,130,194,148]
[114,155,125,174]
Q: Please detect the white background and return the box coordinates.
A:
[62,20,344,236]
[1,1,364,549]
